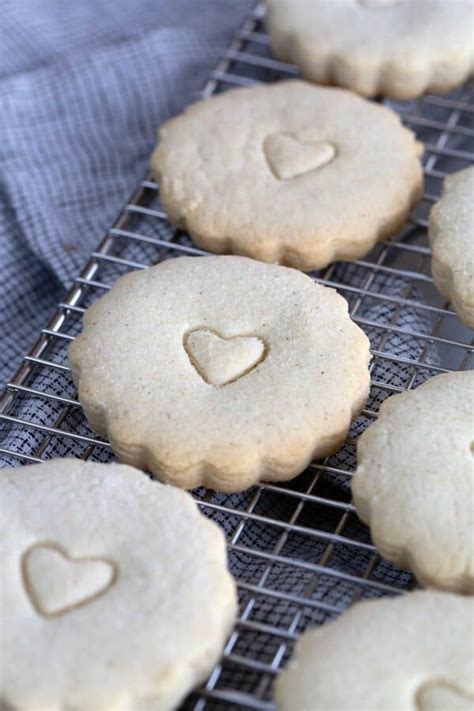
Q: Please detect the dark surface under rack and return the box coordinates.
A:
[1,4,473,710]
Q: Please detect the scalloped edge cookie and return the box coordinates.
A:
[275,590,474,710]
[69,256,371,492]
[429,167,474,329]
[265,0,474,100]
[1,458,237,710]
[151,80,423,271]
[352,370,474,594]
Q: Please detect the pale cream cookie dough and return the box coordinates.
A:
[265,0,474,100]
[352,370,474,594]
[69,256,371,492]
[429,167,474,329]
[0,458,237,711]
[151,80,423,271]
[275,590,474,710]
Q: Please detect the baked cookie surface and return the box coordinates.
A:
[0,458,236,711]
[151,80,422,271]
[265,0,474,99]
[429,167,474,329]
[69,256,371,492]
[352,370,474,594]
[275,590,474,710]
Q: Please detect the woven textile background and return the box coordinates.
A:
[0,0,253,391]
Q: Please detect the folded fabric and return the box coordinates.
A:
[0,0,253,389]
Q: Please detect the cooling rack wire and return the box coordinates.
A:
[1,4,473,710]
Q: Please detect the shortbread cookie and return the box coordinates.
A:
[275,590,474,710]
[151,81,422,271]
[429,167,474,329]
[265,0,474,100]
[0,458,236,711]
[352,371,474,594]
[69,256,371,492]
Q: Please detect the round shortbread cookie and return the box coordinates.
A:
[0,459,236,711]
[69,256,371,492]
[429,167,474,329]
[352,370,474,594]
[275,590,474,710]
[265,0,474,100]
[151,80,422,271]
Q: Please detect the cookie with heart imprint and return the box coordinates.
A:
[151,80,423,271]
[265,0,474,100]
[1,458,236,711]
[69,256,371,491]
[275,590,474,710]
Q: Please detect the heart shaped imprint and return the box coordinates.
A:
[22,542,117,618]
[184,328,266,386]
[416,681,474,710]
[264,133,336,180]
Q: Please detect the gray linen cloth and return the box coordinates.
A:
[0,0,253,391]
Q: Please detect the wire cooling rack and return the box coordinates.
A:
[1,4,473,710]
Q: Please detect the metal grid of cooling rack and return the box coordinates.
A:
[1,4,473,710]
